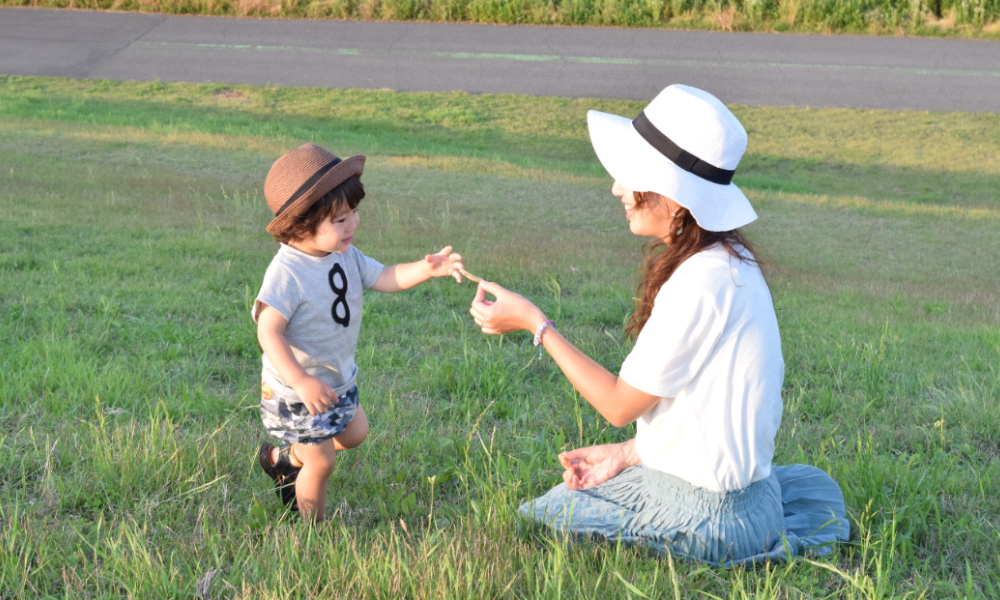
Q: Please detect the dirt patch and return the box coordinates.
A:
[212,89,246,100]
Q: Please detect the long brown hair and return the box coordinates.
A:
[625,190,767,338]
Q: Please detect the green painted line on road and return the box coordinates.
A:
[567,56,642,65]
[137,41,360,55]
[433,51,561,61]
[133,41,1000,78]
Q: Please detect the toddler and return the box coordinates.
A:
[253,143,464,521]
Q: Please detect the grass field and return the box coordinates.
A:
[1,76,999,598]
[6,0,1000,40]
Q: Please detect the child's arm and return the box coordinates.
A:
[370,245,465,293]
[257,304,336,416]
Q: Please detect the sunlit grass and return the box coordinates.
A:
[1,77,999,598]
[4,0,1000,39]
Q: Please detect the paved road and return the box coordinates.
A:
[2,7,999,111]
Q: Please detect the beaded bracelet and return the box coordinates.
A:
[533,319,555,358]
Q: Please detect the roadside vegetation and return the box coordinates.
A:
[5,0,1000,39]
[1,76,999,598]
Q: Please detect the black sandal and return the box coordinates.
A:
[258,442,300,511]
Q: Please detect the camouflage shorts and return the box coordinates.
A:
[260,381,359,445]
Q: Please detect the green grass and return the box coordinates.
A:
[1,76,999,598]
[6,0,1000,39]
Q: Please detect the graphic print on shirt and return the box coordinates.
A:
[328,263,350,327]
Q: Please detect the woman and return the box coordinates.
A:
[469,85,849,566]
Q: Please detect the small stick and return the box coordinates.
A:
[459,268,484,283]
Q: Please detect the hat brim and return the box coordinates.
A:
[266,155,366,236]
[587,110,757,232]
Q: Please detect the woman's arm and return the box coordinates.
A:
[470,281,660,427]
[370,246,464,293]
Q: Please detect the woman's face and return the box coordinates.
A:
[613,181,681,241]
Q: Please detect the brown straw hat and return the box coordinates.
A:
[264,143,366,236]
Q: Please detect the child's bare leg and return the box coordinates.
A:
[266,406,367,520]
[334,405,369,450]
[291,438,337,521]
[270,406,368,462]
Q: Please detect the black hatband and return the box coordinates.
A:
[275,157,343,217]
[632,112,735,186]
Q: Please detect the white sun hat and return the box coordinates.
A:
[587,84,757,232]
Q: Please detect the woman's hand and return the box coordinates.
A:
[559,439,641,490]
[470,281,547,335]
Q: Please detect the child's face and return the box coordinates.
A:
[293,205,359,257]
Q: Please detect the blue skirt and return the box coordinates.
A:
[518,464,849,566]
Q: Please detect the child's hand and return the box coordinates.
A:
[424,246,465,283]
[291,376,336,416]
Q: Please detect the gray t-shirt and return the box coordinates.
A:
[253,243,384,399]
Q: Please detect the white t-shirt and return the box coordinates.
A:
[253,244,384,399]
[619,244,783,492]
